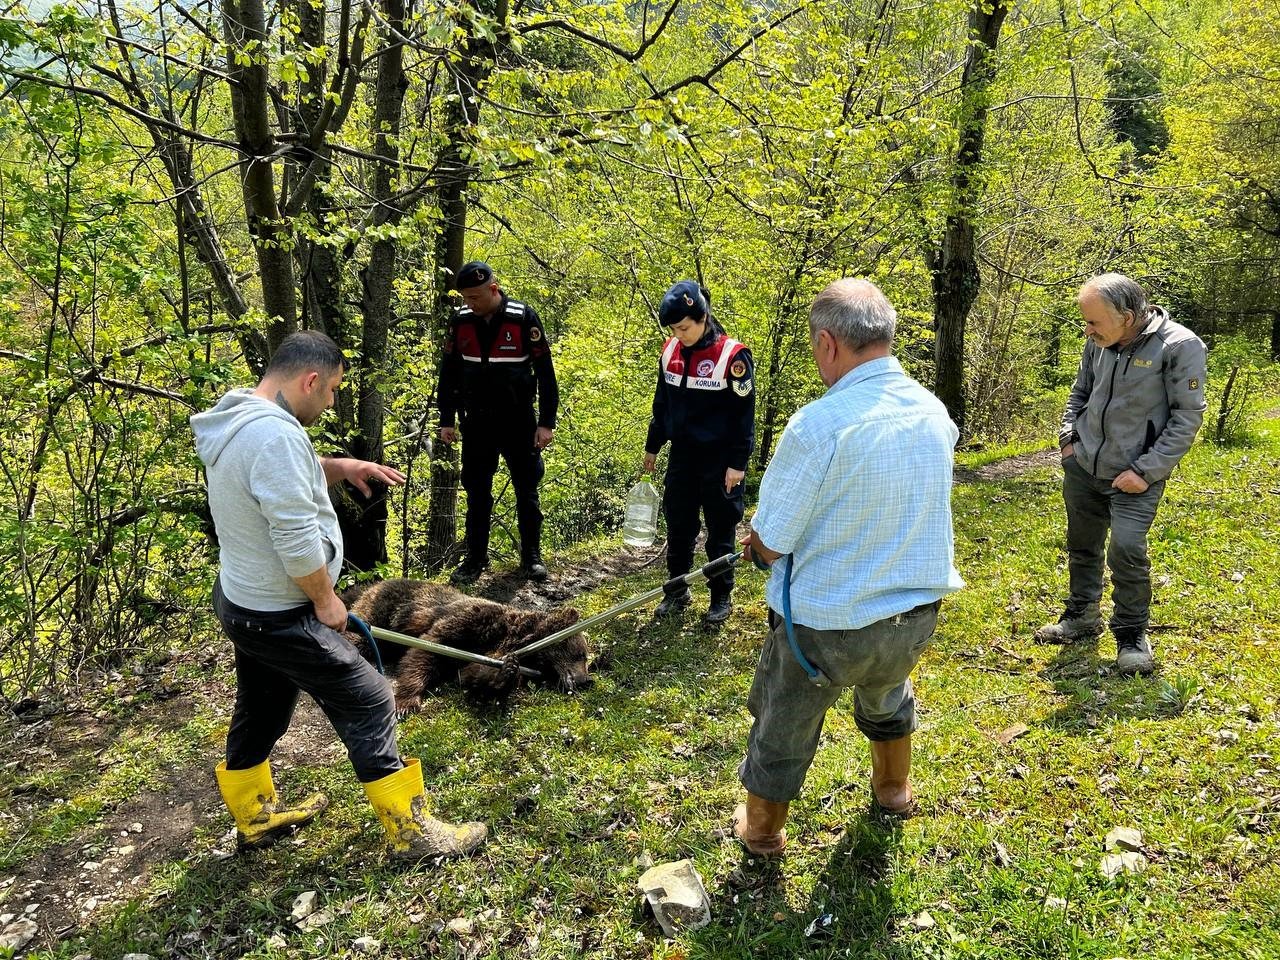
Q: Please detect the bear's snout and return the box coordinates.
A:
[563,666,593,693]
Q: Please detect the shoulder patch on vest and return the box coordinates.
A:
[732,378,753,397]
[529,326,542,341]
[730,359,747,379]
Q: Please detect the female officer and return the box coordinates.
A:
[643,280,756,625]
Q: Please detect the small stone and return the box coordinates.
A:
[1217,729,1240,744]
[352,936,381,953]
[637,859,712,937]
[1104,826,1144,852]
[907,910,936,930]
[291,890,319,922]
[117,845,135,856]
[23,903,37,915]
[1100,851,1148,877]
[297,909,332,931]
[122,954,154,960]
[267,934,287,948]
[1044,896,1068,910]
[446,917,474,937]
[0,918,39,951]
[992,841,1013,867]
[130,822,143,833]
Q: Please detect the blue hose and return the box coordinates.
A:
[346,612,384,675]
[781,554,829,687]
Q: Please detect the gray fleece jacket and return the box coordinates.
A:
[1060,307,1207,483]
[191,388,343,611]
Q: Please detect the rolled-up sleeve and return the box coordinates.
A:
[249,434,328,577]
[751,419,828,554]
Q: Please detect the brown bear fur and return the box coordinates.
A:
[343,578,591,716]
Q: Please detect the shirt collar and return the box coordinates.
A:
[826,355,901,395]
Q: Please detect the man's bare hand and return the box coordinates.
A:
[322,457,405,494]
[440,426,459,445]
[741,528,782,569]
[643,452,657,473]
[347,460,406,496]
[1111,469,1150,494]
[315,590,348,630]
[534,426,554,450]
[1061,443,1075,459]
[724,467,745,493]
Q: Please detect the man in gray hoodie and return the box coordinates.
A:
[191,330,487,860]
[1035,274,1207,675]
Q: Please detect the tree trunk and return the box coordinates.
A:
[929,0,1008,434]
[337,0,410,573]
[222,0,297,354]
[422,1,507,569]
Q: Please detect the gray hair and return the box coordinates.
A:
[1080,272,1150,323]
[809,278,896,349]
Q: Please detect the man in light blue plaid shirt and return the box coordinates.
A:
[732,278,964,857]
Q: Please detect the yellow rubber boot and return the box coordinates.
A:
[363,759,487,860]
[215,760,328,850]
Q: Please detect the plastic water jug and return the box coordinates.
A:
[622,480,660,547]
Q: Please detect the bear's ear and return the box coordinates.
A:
[546,607,580,630]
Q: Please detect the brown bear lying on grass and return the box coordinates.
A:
[343,578,591,716]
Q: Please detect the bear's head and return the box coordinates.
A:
[510,607,591,693]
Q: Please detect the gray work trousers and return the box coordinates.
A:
[1062,454,1166,635]
[737,602,939,804]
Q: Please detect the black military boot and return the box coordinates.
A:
[654,583,692,617]
[1114,628,1156,676]
[703,584,733,626]
[450,556,489,586]
[520,551,549,582]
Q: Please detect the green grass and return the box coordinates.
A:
[6,416,1280,959]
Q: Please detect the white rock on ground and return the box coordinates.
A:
[290,890,318,922]
[637,859,712,937]
[1104,826,1144,852]
[0,918,39,951]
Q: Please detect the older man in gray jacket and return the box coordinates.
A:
[1035,274,1206,675]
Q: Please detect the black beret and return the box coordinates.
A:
[659,280,708,326]
[455,261,494,290]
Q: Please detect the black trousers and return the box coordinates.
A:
[460,413,545,562]
[663,446,745,597]
[214,580,401,783]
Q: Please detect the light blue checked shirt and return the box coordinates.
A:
[753,356,964,630]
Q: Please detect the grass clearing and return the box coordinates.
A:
[3,417,1279,959]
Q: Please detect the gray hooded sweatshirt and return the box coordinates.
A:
[191,388,343,611]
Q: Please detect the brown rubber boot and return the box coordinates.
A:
[869,734,915,817]
[731,792,789,856]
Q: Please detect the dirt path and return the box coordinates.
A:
[952,447,1058,485]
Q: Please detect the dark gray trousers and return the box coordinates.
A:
[1062,455,1166,634]
[737,602,939,804]
[214,580,402,783]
